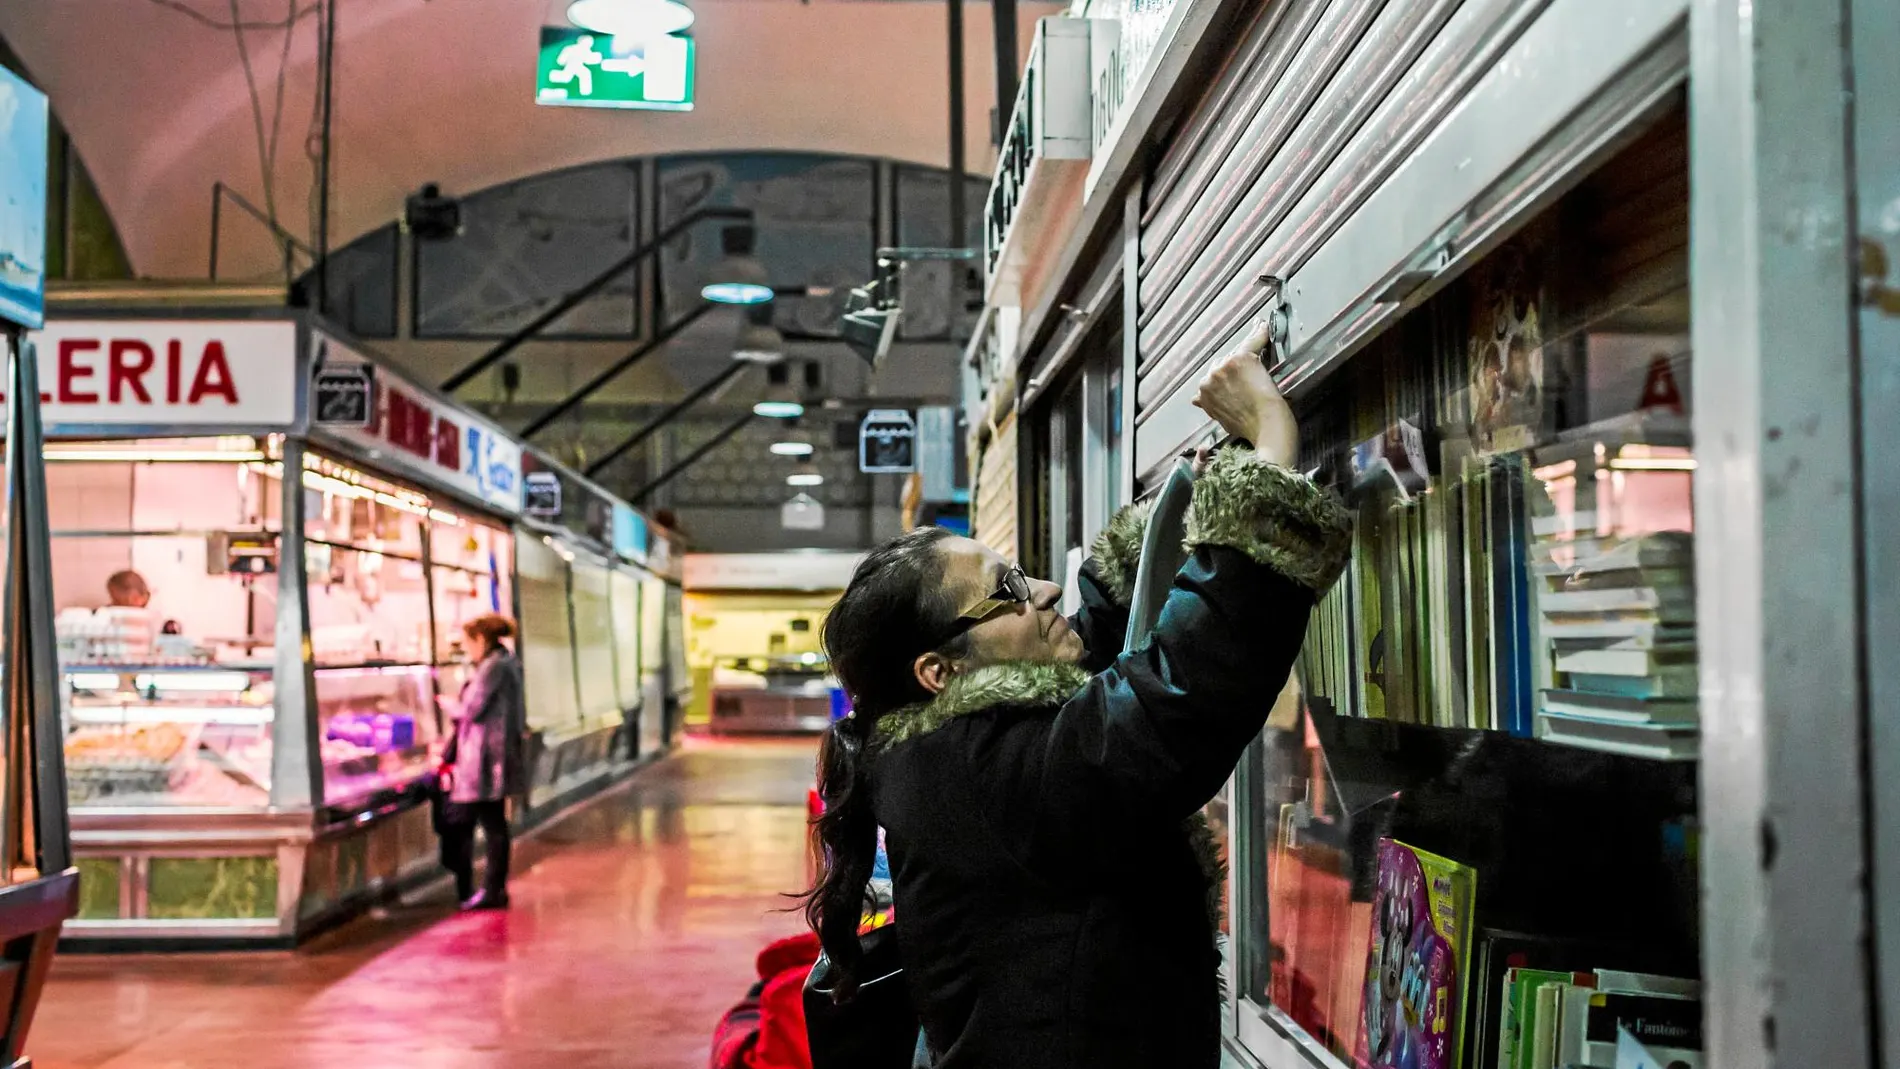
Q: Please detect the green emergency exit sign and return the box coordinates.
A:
[536,26,695,111]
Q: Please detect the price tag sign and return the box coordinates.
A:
[313,364,375,427]
[859,409,917,474]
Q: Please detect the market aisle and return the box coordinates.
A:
[30,737,818,1069]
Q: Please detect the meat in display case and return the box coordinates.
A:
[314,666,437,806]
[63,666,274,807]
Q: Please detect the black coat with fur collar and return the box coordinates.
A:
[870,448,1352,1069]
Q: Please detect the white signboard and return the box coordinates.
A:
[25,319,298,428]
[314,332,524,514]
[683,551,865,592]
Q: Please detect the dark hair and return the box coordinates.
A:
[801,527,970,1000]
[463,613,517,645]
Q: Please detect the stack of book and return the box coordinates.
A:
[1527,418,1698,759]
[1497,967,1702,1069]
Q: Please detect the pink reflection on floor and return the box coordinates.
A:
[32,736,819,1069]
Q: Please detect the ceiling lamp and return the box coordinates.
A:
[787,460,824,487]
[701,225,774,306]
[753,362,805,419]
[567,0,696,40]
[732,302,785,364]
[770,425,814,457]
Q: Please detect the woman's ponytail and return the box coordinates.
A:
[798,526,967,1001]
[804,714,880,1000]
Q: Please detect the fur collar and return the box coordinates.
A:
[873,659,1226,935]
[875,661,1090,747]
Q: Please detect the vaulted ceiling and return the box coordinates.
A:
[0,0,1054,280]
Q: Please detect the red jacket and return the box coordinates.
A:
[712,931,821,1069]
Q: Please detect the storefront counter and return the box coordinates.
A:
[26,310,678,948]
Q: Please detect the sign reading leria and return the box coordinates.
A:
[536,26,694,112]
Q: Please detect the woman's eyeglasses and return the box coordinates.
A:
[955,565,1033,624]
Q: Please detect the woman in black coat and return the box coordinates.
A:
[803,347,1352,1069]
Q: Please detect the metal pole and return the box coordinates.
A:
[209,183,223,280]
[316,0,336,308]
[947,0,967,247]
[440,205,754,392]
[584,362,753,478]
[626,412,756,503]
[991,0,1018,149]
[520,301,717,439]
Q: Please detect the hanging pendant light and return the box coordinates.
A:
[753,360,805,419]
[786,459,824,487]
[732,301,785,364]
[701,225,774,306]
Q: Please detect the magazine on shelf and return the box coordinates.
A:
[1357,840,1477,1069]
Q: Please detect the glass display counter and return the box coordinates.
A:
[48,439,509,946]
[23,311,673,950]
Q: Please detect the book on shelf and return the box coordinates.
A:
[1537,586,1694,618]
[1357,840,1477,1069]
[1530,533,1693,577]
[1552,643,1696,678]
[1538,710,1698,761]
[1541,689,1698,725]
[1528,971,1703,1069]
[1540,618,1694,643]
[1559,668,1697,699]
[1470,929,1616,1069]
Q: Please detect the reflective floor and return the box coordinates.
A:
[32,737,819,1069]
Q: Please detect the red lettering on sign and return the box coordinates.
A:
[166,340,182,403]
[58,339,100,403]
[434,418,461,471]
[187,341,239,404]
[385,388,434,458]
[108,340,155,403]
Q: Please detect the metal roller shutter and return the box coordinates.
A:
[1131,0,1686,487]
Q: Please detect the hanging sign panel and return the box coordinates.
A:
[859,409,917,474]
[24,320,299,429]
[535,26,695,112]
[313,363,375,426]
[524,472,564,517]
[315,332,524,514]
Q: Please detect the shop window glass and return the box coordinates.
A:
[518,534,581,729]
[48,438,281,809]
[1240,112,1700,1067]
[428,517,514,665]
[302,452,443,806]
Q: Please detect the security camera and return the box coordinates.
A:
[404,183,462,241]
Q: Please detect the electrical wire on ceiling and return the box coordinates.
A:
[148,0,322,280]
[143,0,320,31]
[227,0,299,245]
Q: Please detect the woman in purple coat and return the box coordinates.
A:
[438,613,526,911]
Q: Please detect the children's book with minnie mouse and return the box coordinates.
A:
[1355,838,1478,1069]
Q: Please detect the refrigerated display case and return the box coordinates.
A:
[27,312,667,947]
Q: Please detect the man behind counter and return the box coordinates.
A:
[106,570,151,608]
[107,569,182,635]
